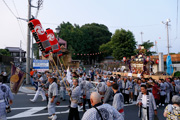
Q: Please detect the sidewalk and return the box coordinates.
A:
[19,84,36,94]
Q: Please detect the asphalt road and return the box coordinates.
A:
[6,92,167,120]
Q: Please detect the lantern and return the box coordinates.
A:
[123,57,126,62]
[156,59,159,64]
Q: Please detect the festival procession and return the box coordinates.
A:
[0,0,180,120]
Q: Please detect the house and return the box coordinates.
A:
[5,47,26,64]
[58,38,67,49]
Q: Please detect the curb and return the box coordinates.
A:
[19,86,36,94]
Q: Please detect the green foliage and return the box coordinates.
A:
[111,29,136,60]
[32,43,39,59]
[0,49,10,56]
[140,40,156,56]
[174,71,180,77]
[99,41,113,57]
[58,22,112,62]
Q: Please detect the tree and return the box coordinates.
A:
[0,49,10,56]
[58,22,112,63]
[32,43,39,59]
[99,41,113,57]
[139,40,156,56]
[106,29,136,60]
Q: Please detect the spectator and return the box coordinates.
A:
[163,95,180,120]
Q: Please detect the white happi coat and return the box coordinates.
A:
[48,82,58,115]
[134,83,141,96]
[113,92,124,117]
[96,81,107,93]
[70,85,81,108]
[82,103,124,120]
[0,83,14,119]
[160,82,166,96]
[84,81,94,99]
[122,80,131,94]
[137,92,157,120]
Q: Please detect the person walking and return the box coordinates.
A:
[30,73,46,102]
[47,77,58,120]
[0,75,14,120]
[137,85,157,120]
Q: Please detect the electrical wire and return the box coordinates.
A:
[109,24,161,28]
[12,0,26,41]
[2,0,17,18]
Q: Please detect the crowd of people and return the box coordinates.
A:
[27,66,180,120]
[0,66,180,120]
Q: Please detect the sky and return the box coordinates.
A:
[0,0,179,56]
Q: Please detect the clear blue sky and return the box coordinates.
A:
[0,0,179,55]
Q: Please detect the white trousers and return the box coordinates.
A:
[32,88,46,101]
[141,108,148,120]
[48,97,57,115]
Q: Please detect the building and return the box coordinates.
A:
[150,54,180,73]
[58,38,67,49]
[5,47,26,65]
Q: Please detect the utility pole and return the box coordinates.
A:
[26,0,31,84]
[31,36,34,68]
[140,32,143,44]
[20,40,22,64]
[162,19,171,56]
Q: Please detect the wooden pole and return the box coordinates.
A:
[49,53,72,100]
[57,55,70,88]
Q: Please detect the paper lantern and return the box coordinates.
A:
[156,59,159,64]
[123,57,126,62]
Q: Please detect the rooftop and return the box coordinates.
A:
[5,47,26,53]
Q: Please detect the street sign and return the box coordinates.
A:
[33,60,49,72]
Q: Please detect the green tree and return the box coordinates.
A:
[32,43,39,59]
[99,41,113,57]
[0,49,10,56]
[111,29,136,60]
[58,22,112,63]
[140,40,156,56]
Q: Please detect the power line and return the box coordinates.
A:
[109,24,161,28]
[2,0,17,18]
[12,0,26,41]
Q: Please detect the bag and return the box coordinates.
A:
[6,106,11,113]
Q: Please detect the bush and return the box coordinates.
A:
[174,71,180,77]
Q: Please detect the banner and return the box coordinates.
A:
[10,64,25,94]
